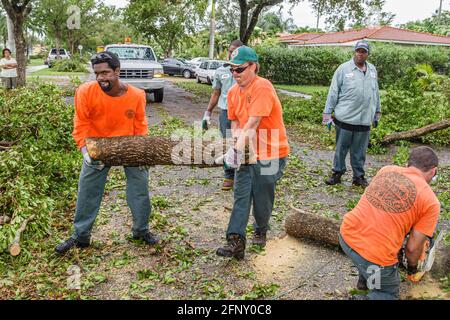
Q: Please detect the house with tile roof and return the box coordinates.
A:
[279,26,450,48]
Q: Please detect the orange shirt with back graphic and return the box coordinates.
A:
[340,165,440,266]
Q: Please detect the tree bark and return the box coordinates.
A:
[9,214,35,256]
[381,119,450,145]
[85,136,256,167]
[285,206,341,248]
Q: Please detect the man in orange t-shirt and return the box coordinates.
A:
[340,146,440,300]
[56,51,159,254]
[215,46,290,260]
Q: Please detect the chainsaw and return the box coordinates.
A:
[398,225,446,282]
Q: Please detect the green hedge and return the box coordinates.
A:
[257,43,449,88]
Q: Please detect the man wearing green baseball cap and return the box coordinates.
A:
[215,45,290,260]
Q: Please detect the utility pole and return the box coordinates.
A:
[208,0,216,59]
[6,13,15,53]
[437,0,443,24]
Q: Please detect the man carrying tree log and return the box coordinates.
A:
[323,40,381,188]
[339,146,440,300]
[56,51,159,254]
[215,46,290,260]
[201,39,243,191]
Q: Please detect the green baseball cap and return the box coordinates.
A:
[226,45,259,66]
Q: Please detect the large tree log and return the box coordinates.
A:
[86,136,255,167]
[381,119,450,145]
[9,214,35,256]
[285,206,340,248]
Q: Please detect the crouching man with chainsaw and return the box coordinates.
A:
[214,46,290,260]
[339,146,440,300]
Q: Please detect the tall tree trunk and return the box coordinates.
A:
[242,4,264,45]
[12,18,27,86]
[238,0,248,43]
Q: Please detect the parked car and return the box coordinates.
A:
[196,60,226,85]
[45,48,71,67]
[160,58,196,78]
[104,44,165,102]
[187,57,208,68]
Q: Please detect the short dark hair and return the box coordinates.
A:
[91,51,120,70]
[2,48,11,57]
[407,146,439,172]
[230,39,244,47]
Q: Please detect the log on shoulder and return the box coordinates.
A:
[85,136,252,167]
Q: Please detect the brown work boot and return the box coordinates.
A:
[325,172,343,185]
[222,178,234,191]
[216,234,246,260]
[252,231,267,247]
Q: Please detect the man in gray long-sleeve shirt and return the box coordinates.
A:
[322,40,381,188]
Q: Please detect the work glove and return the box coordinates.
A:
[373,112,381,128]
[81,146,104,168]
[202,111,211,130]
[322,113,334,130]
[406,264,424,282]
[215,147,243,169]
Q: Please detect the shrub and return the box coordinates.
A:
[52,57,88,73]
[257,43,449,88]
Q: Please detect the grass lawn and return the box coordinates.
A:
[27,58,45,66]
[274,84,328,95]
[29,68,88,77]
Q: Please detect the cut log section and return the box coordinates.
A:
[9,214,35,256]
[381,118,450,145]
[85,136,256,167]
[285,206,340,248]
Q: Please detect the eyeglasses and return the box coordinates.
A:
[231,64,251,74]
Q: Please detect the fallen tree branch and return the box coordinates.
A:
[9,214,36,256]
[0,216,11,225]
[381,119,450,145]
[86,136,255,167]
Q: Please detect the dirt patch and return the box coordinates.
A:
[402,275,450,300]
[252,235,311,282]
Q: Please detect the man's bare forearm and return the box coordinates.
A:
[206,89,221,113]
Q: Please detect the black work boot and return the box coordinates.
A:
[216,234,246,260]
[357,275,368,291]
[55,237,90,255]
[353,176,369,188]
[252,231,267,247]
[325,172,343,185]
[133,232,160,245]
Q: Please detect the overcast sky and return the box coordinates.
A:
[103,0,449,28]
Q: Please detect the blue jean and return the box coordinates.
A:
[71,160,151,243]
[226,158,287,238]
[333,125,370,178]
[339,234,400,300]
[219,109,235,180]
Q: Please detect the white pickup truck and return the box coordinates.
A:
[105,44,165,102]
